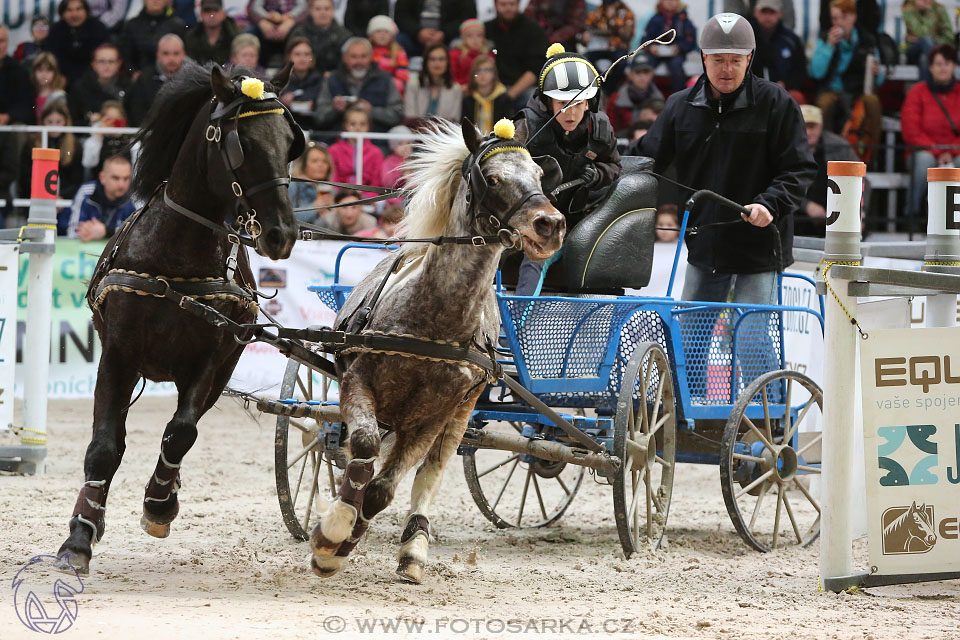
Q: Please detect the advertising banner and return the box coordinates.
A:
[860,327,960,579]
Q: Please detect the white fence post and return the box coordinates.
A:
[923,167,960,329]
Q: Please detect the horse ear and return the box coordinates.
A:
[461,117,481,154]
[210,65,234,103]
[270,62,293,91]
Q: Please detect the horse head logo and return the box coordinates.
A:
[11,553,84,634]
[881,502,938,554]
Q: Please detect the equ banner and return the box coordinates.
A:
[860,327,960,580]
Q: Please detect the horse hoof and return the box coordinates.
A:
[310,528,340,559]
[54,551,89,577]
[310,555,344,578]
[396,558,424,584]
[140,514,171,539]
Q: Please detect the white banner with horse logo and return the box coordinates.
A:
[860,327,960,578]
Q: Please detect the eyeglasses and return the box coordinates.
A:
[94,58,119,64]
[427,56,447,62]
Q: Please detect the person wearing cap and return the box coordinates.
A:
[393,0,476,57]
[184,0,239,66]
[289,0,351,75]
[513,43,621,296]
[795,103,868,237]
[368,15,409,95]
[449,19,493,87]
[637,12,815,306]
[606,51,663,137]
[723,0,796,31]
[748,0,807,95]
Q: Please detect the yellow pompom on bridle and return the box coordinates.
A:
[240,77,265,100]
[493,118,515,140]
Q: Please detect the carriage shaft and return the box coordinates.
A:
[257,399,342,423]
[462,429,621,474]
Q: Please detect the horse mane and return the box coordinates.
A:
[397,119,470,251]
[131,62,272,200]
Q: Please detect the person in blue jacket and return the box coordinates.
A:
[66,155,137,240]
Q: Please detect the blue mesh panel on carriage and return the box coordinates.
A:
[677,307,783,405]
[314,288,340,312]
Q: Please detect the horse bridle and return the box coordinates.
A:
[462,136,546,247]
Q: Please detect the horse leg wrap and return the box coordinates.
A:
[399,513,431,545]
[334,514,370,558]
[397,513,431,583]
[311,457,375,556]
[143,450,181,522]
[72,480,108,544]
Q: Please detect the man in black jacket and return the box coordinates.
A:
[0,27,35,125]
[749,0,807,93]
[184,0,239,66]
[637,12,815,305]
[70,43,130,126]
[124,34,187,126]
[118,0,186,74]
[485,0,547,107]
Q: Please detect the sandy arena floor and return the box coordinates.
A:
[1,396,958,639]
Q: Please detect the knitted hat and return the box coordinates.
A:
[460,18,484,35]
[367,15,397,35]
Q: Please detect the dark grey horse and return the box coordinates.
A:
[310,119,565,582]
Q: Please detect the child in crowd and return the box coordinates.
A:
[31,52,68,120]
[449,19,493,87]
[642,0,697,92]
[355,202,404,238]
[655,205,680,243]
[382,125,412,192]
[320,189,378,234]
[462,55,513,135]
[902,0,954,82]
[606,52,663,137]
[82,101,136,179]
[15,16,50,65]
[368,15,409,95]
[289,141,335,222]
[328,104,384,195]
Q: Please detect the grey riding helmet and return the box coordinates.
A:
[538,43,600,104]
[698,13,756,55]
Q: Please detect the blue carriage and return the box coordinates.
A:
[272,161,825,557]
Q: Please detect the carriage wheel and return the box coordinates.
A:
[275,356,341,541]
[463,420,585,529]
[719,369,823,552]
[613,342,676,557]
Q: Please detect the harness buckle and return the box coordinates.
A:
[227,233,241,245]
[231,182,243,197]
[488,215,500,229]
[205,125,220,142]
[328,331,348,344]
[471,236,486,247]
[301,230,314,241]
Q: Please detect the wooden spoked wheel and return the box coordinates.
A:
[719,369,823,552]
[463,420,585,529]
[613,342,676,557]
[275,356,341,541]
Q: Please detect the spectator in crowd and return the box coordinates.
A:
[643,0,698,92]
[381,125,412,192]
[903,0,954,83]
[14,16,50,65]
[368,15,409,95]
[118,0,186,75]
[749,0,807,97]
[289,141,334,222]
[30,52,68,120]
[228,33,263,73]
[81,100,136,179]
[820,0,880,36]
[344,0,389,37]
[404,43,462,123]
[172,0,198,27]
[355,201,403,237]
[70,43,129,126]
[320,189,378,233]
[796,103,868,236]
[524,0,585,52]
[184,0,239,66]
[629,117,656,141]
[86,0,129,30]
[485,0,548,106]
[249,0,306,65]
[655,204,680,243]
[449,19,492,87]
[0,130,19,223]
[394,0,477,56]
[48,0,111,87]
[313,37,404,132]
[328,104,385,192]
[583,0,635,90]
[0,26,34,125]
[18,100,84,206]
[637,12,815,306]
[810,0,883,143]
[606,52,663,137]
[125,34,187,126]
[462,54,512,134]
[902,44,960,219]
[67,154,136,240]
[724,0,795,31]
[279,37,324,130]
[289,0,351,75]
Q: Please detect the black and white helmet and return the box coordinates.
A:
[699,13,756,56]
[538,43,599,102]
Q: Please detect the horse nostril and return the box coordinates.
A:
[264,226,284,250]
[533,214,555,238]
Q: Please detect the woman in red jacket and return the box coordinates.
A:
[902,44,960,217]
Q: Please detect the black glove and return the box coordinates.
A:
[582,163,601,188]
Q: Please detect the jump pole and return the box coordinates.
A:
[818,160,865,588]
[923,167,960,328]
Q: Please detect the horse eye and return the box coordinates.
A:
[487,174,500,186]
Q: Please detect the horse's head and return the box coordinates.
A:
[461,119,565,260]
[206,65,304,259]
[909,502,937,547]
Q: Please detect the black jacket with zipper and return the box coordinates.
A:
[635,72,815,274]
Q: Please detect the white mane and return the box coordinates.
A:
[397,120,470,246]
